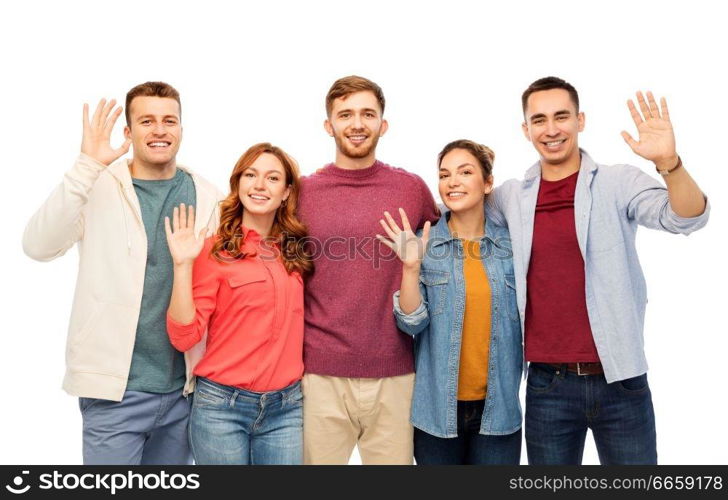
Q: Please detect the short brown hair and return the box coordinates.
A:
[325,75,385,117]
[125,81,181,126]
[521,76,579,116]
[438,139,495,181]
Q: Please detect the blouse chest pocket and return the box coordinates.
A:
[420,270,450,316]
[227,267,269,289]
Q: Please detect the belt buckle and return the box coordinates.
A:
[576,363,587,376]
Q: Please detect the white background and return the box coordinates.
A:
[1,0,725,464]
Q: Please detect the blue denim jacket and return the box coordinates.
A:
[393,210,523,438]
[487,150,710,383]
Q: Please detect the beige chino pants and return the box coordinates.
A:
[302,373,415,465]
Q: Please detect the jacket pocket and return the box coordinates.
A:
[587,212,625,254]
[71,301,102,348]
[420,270,449,316]
[67,301,137,377]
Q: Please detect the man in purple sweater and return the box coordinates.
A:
[297,76,439,464]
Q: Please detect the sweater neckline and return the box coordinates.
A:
[322,160,383,178]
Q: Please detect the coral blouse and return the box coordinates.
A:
[167,227,304,392]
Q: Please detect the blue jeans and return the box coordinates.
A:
[79,390,192,465]
[189,377,303,465]
[414,400,522,465]
[525,363,657,465]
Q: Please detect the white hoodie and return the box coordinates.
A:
[23,153,224,401]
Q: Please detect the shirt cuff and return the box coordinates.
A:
[166,313,197,335]
[392,290,428,325]
[665,195,710,234]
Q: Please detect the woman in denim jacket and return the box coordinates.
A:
[377,140,523,464]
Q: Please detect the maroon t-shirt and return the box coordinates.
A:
[524,171,600,362]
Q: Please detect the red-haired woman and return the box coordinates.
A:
[164,143,311,465]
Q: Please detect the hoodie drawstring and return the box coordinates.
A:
[118,182,132,254]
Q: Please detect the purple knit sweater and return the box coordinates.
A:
[297,160,439,378]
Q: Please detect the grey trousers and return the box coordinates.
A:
[79,390,192,465]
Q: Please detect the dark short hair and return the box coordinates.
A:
[521,76,579,116]
[325,75,385,117]
[437,139,495,181]
[125,81,181,126]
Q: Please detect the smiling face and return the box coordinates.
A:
[438,148,493,214]
[522,88,584,168]
[324,90,388,165]
[124,96,182,170]
[238,152,291,218]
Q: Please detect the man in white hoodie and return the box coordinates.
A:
[23,82,222,465]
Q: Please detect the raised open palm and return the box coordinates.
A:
[165,203,207,266]
[621,91,677,167]
[376,208,431,269]
[81,98,132,166]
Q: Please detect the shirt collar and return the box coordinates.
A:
[524,148,597,181]
[429,207,495,248]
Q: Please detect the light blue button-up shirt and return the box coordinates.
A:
[487,150,710,383]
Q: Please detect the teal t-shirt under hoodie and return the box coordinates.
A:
[127,168,196,393]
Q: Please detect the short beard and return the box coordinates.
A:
[334,133,380,160]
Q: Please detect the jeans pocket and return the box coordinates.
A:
[284,385,303,409]
[616,373,649,395]
[193,386,228,408]
[78,397,100,413]
[526,364,559,393]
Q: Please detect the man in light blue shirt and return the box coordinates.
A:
[488,77,709,464]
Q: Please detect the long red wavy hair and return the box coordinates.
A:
[211,143,312,276]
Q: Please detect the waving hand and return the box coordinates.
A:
[81,98,132,166]
[621,91,678,170]
[165,204,207,266]
[376,208,431,269]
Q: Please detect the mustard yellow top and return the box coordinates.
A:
[457,239,492,401]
